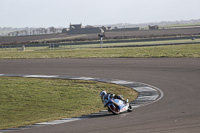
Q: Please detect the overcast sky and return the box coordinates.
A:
[0,0,200,28]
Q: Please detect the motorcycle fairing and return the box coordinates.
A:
[109,99,129,113]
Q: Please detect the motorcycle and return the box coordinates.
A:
[105,98,133,115]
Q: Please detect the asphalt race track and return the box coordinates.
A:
[0,58,200,133]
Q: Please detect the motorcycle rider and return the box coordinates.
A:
[99,91,128,107]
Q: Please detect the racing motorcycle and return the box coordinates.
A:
[105,98,133,115]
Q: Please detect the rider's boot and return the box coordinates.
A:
[126,99,129,103]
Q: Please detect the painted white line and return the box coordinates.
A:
[70,77,95,80]
[110,80,134,85]
[36,118,85,125]
[23,75,59,78]
[131,105,140,108]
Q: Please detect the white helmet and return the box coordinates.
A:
[100,91,107,99]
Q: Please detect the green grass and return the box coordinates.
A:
[57,38,200,48]
[0,44,200,59]
[0,77,138,129]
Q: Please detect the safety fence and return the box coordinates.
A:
[1,36,200,51]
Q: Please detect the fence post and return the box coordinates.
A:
[22,45,25,51]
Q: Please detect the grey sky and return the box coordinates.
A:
[0,0,200,28]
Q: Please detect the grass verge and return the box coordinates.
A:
[0,44,200,59]
[0,77,138,130]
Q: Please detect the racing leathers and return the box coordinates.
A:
[101,93,126,107]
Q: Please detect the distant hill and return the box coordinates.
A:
[100,18,200,28]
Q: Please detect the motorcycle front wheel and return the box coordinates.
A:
[127,104,133,112]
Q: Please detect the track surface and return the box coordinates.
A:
[0,58,200,133]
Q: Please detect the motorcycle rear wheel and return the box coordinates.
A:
[108,105,120,115]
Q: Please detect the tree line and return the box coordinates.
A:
[0,27,62,36]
